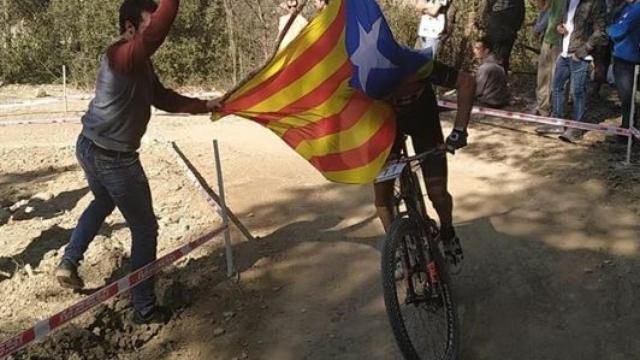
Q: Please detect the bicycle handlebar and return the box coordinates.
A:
[395,146,445,164]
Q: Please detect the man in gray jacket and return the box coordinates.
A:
[473,37,510,108]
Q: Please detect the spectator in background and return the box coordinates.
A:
[55,0,220,324]
[278,0,309,51]
[535,0,566,117]
[536,0,608,142]
[414,0,448,56]
[589,0,622,98]
[315,0,329,11]
[532,0,550,39]
[473,37,510,108]
[398,0,448,55]
[607,0,640,143]
[482,0,526,74]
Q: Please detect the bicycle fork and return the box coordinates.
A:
[401,234,442,305]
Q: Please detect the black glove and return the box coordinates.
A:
[445,129,468,154]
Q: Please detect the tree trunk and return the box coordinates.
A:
[255,0,270,61]
[222,0,238,83]
[2,0,10,49]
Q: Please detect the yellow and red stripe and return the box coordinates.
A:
[219,0,396,184]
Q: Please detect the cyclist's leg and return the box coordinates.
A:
[414,129,465,271]
[406,84,463,269]
[414,135,464,270]
[374,181,395,233]
[407,87,454,235]
[421,150,453,234]
[373,134,403,233]
[412,136,453,235]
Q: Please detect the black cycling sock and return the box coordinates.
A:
[440,225,455,242]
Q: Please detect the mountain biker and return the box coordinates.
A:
[375,60,475,270]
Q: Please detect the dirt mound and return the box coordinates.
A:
[1,79,639,359]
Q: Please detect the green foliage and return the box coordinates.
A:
[153,0,229,86]
[0,0,233,87]
[437,0,540,72]
[0,0,541,86]
[380,0,420,48]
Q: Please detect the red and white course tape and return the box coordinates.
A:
[0,226,227,359]
[438,100,639,139]
[0,118,80,126]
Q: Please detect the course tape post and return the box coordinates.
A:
[438,100,636,138]
[170,142,254,242]
[0,226,227,359]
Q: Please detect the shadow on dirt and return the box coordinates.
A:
[0,165,80,208]
[0,220,128,284]
[13,172,640,359]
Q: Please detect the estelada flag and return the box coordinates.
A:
[218,0,434,184]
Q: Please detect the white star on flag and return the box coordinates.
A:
[350,17,397,93]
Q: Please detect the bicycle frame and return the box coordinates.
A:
[379,140,460,359]
[391,142,443,304]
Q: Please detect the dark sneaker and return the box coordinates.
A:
[132,305,172,325]
[559,128,584,143]
[606,134,629,145]
[535,125,564,135]
[440,227,464,275]
[55,259,84,289]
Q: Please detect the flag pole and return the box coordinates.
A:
[217,0,309,105]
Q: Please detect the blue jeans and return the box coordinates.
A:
[613,57,639,130]
[63,135,158,315]
[552,56,590,122]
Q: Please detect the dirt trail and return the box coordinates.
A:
[1,81,639,359]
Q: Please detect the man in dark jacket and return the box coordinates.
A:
[55,0,220,324]
[482,0,526,74]
[607,0,640,143]
[536,0,608,142]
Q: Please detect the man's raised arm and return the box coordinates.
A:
[109,0,180,74]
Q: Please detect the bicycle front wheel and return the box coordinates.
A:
[381,218,459,360]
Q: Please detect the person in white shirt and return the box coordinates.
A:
[402,0,448,56]
[278,0,309,51]
[416,0,448,55]
[535,0,607,142]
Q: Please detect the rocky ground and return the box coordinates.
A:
[1,79,639,359]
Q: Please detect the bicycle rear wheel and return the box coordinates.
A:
[381,218,459,360]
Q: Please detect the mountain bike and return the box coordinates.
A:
[376,142,460,360]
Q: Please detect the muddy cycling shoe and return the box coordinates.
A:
[559,128,585,143]
[440,228,464,275]
[132,305,173,325]
[55,259,85,289]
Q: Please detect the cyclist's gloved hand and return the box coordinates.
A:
[445,129,468,154]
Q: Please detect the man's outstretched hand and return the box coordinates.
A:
[206,98,223,112]
[445,128,468,154]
